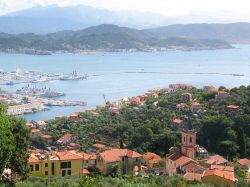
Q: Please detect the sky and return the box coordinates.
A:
[1,0,250,21]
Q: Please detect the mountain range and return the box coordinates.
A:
[0,24,233,53]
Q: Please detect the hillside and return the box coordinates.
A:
[145,23,250,43]
[0,24,232,53]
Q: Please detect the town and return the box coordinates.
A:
[21,83,250,187]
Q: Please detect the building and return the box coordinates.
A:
[227,105,240,116]
[172,119,184,130]
[26,122,34,128]
[182,93,192,103]
[237,158,250,167]
[181,130,197,159]
[183,172,202,182]
[191,102,202,113]
[202,169,237,187]
[176,103,187,111]
[169,84,193,90]
[96,149,142,175]
[142,152,161,169]
[199,155,228,168]
[29,150,83,177]
[129,97,141,106]
[92,143,106,153]
[69,113,78,122]
[30,129,41,141]
[7,102,45,115]
[216,91,230,99]
[36,121,47,130]
[57,134,75,145]
[82,153,97,168]
[203,85,217,93]
[40,135,53,144]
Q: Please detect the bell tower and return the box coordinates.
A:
[181,130,197,159]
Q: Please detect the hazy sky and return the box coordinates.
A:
[1,0,250,21]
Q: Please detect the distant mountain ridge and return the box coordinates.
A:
[145,23,250,43]
[0,24,233,53]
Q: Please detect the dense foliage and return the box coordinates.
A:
[0,106,30,184]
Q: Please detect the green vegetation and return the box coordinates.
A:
[0,106,30,184]
[0,25,232,52]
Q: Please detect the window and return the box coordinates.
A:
[67,162,71,168]
[190,137,192,143]
[67,170,71,176]
[86,160,89,163]
[35,164,39,171]
[52,163,55,175]
[45,171,48,175]
[61,162,67,169]
[183,137,185,142]
[62,170,66,177]
[30,165,34,171]
[45,163,48,167]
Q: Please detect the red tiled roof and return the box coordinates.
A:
[28,153,42,163]
[227,105,239,109]
[205,155,228,165]
[57,133,73,143]
[82,153,97,160]
[92,143,106,149]
[182,162,204,172]
[37,121,47,126]
[167,152,182,161]
[237,158,250,166]
[203,169,236,182]
[210,165,234,172]
[143,152,161,160]
[99,149,141,163]
[40,135,53,139]
[31,129,41,134]
[175,156,192,167]
[83,169,90,175]
[56,151,83,161]
[184,172,202,181]
[173,119,183,125]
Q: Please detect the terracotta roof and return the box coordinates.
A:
[70,113,78,117]
[92,143,106,149]
[184,172,202,181]
[82,153,97,160]
[40,135,53,139]
[182,162,204,173]
[31,129,41,134]
[36,121,47,126]
[167,152,182,161]
[227,105,239,109]
[83,169,90,175]
[237,158,250,167]
[99,149,142,163]
[57,133,73,143]
[203,169,236,182]
[210,165,234,172]
[56,151,83,161]
[173,119,183,125]
[143,152,161,160]
[205,155,228,165]
[175,156,192,167]
[28,153,42,163]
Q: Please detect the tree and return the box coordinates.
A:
[238,128,247,158]
[0,108,30,184]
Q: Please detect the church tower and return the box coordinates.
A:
[181,130,197,159]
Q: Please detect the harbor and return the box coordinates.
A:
[0,69,88,85]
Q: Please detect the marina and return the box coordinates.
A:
[0,69,88,85]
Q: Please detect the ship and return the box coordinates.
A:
[60,71,88,80]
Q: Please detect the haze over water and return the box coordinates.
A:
[1,45,250,121]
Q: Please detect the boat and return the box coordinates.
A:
[60,71,88,80]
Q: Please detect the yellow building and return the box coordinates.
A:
[29,150,83,177]
[202,169,236,187]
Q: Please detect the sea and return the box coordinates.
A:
[1,45,250,121]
